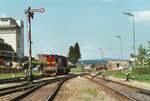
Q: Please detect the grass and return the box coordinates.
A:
[105,70,150,83]
[132,74,150,83]
[70,66,84,73]
[82,87,97,97]
[0,71,42,79]
[0,72,26,79]
[32,71,42,76]
[105,71,126,79]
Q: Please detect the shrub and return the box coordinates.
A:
[132,67,150,74]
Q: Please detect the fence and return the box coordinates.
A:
[0,68,23,73]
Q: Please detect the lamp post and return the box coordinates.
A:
[116,35,123,59]
[25,7,44,82]
[123,12,136,67]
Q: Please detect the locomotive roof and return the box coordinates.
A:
[37,54,66,58]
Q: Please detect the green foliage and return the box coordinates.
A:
[132,67,150,74]
[132,74,150,83]
[24,60,45,67]
[136,45,146,66]
[0,71,42,79]
[32,71,42,76]
[145,41,150,66]
[0,73,26,79]
[70,66,85,73]
[105,70,150,83]
[74,42,81,60]
[105,70,126,78]
[68,46,76,64]
[68,42,81,65]
[135,42,150,67]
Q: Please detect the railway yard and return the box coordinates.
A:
[0,73,149,101]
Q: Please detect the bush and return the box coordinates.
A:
[132,67,150,74]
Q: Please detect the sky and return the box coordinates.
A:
[0,0,150,60]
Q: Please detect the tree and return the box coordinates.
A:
[145,41,150,66]
[68,42,81,65]
[68,46,75,64]
[74,42,81,60]
[136,45,147,66]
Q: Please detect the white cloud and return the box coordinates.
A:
[134,10,150,23]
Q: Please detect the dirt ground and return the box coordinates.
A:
[54,76,119,101]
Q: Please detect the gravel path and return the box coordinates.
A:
[54,76,119,101]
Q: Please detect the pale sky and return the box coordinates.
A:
[0,0,150,60]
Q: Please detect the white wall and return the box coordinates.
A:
[0,34,16,51]
[0,20,10,25]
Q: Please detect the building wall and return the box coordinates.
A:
[0,18,24,59]
[0,34,16,51]
[106,60,129,70]
[16,20,24,58]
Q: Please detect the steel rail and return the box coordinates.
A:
[96,76,150,95]
[85,75,136,101]
[45,76,75,101]
[0,75,70,97]
[9,75,75,101]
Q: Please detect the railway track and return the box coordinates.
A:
[0,75,75,101]
[0,75,45,84]
[85,75,150,101]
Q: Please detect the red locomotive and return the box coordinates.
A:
[37,54,70,76]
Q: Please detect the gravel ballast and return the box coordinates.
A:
[54,76,120,101]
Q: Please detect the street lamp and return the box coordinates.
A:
[123,12,136,67]
[25,7,44,82]
[116,35,123,59]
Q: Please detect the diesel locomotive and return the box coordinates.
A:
[37,54,70,76]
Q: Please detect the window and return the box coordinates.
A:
[1,19,8,22]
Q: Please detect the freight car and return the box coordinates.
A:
[37,54,70,76]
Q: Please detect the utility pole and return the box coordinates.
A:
[25,7,44,82]
[123,12,136,68]
[99,48,104,60]
[116,35,123,59]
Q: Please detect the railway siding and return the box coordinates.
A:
[87,75,150,101]
[54,76,120,101]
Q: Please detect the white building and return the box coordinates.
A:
[0,17,24,59]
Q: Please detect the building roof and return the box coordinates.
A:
[0,17,20,28]
[0,38,4,40]
[0,17,16,21]
[0,43,14,52]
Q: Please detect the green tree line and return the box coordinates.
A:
[136,41,150,67]
[68,42,81,65]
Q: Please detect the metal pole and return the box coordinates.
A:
[116,35,123,59]
[133,15,136,68]
[99,48,104,60]
[121,37,123,59]
[27,7,32,82]
[25,7,44,82]
[123,12,136,67]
